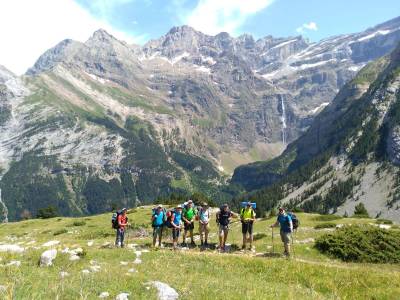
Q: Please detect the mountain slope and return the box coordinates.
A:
[231,43,400,221]
[1,17,400,221]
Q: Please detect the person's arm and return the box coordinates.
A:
[288,216,293,232]
[270,218,279,228]
[252,210,256,222]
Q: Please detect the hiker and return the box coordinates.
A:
[182,199,197,246]
[240,202,256,250]
[170,205,183,250]
[197,202,211,247]
[151,204,166,248]
[115,208,129,248]
[270,207,293,257]
[216,204,237,252]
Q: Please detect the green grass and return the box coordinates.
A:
[0,210,399,299]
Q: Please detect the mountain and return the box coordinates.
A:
[231,42,400,221]
[1,17,400,221]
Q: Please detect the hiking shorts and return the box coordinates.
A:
[218,224,229,236]
[153,226,163,237]
[184,221,195,231]
[199,223,209,235]
[242,221,254,235]
[172,228,181,239]
[280,231,291,245]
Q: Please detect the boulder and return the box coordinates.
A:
[40,249,57,267]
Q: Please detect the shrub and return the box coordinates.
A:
[53,229,68,236]
[36,206,59,219]
[314,215,342,221]
[253,233,267,241]
[314,223,336,229]
[315,225,400,263]
[353,203,369,217]
[376,219,393,225]
[71,220,86,227]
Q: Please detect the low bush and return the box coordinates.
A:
[253,233,267,241]
[314,215,343,222]
[315,225,400,263]
[69,220,86,227]
[376,219,393,225]
[314,223,336,229]
[53,229,68,236]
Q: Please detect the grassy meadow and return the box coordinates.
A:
[0,208,399,299]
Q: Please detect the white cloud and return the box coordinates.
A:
[182,0,275,36]
[0,0,140,75]
[296,22,318,34]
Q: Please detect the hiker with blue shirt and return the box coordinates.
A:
[151,204,166,248]
[170,205,183,250]
[270,207,293,257]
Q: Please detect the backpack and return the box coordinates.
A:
[111,210,128,229]
[164,209,175,228]
[287,212,299,230]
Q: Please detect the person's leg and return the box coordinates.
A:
[152,228,157,247]
[204,224,209,245]
[120,229,125,248]
[190,225,194,244]
[158,227,163,247]
[223,229,229,250]
[218,226,223,250]
[249,223,254,250]
[172,229,177,249]
[115,229,120,246]
[182,225,187,246]
[199,224,204,245]
[242,223,247,249]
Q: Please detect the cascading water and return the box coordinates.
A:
[280,97,287,145]
[0,188,8,223]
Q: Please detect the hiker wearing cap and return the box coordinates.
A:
[197,202,211,247]
[151,205,166,248]
[270,207,293,257]
[216,204,237,252]
[171,205,183,249]
[240,202,256,250]
[116,208,129,248]
[182,200,197,247]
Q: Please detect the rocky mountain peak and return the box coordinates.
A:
[88,29,120,44]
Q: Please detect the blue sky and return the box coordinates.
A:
[0,0,399,74]
[75,0,400,43]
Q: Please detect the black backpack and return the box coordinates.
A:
[111,210,128,229]
[287,212,299,230]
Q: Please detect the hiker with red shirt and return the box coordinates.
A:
[116,208,129,248]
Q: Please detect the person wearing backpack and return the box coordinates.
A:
[240,202,256,251]
[182,199,197,247]
[216,204,237,252]
[197,202,211,247]
[151,204,166,248]
[270,207,293,257]
[115,208,129,248]
[170,205,183,250]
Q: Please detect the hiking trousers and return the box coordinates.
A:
[115,228,125,247]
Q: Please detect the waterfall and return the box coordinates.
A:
[0,188,8,223]
[280,97,287,145]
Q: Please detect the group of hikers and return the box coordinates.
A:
[113,201,295,256]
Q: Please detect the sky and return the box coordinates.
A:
[0,0,399,75]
